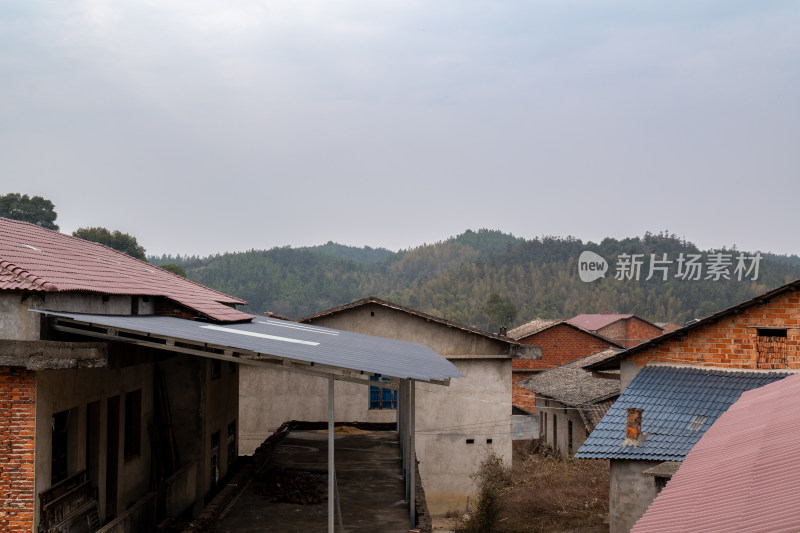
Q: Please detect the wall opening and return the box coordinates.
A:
[756,328,788,369]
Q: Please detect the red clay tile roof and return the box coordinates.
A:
[567,313,635,331]
[0,217,251,322]
[632,372,800,533]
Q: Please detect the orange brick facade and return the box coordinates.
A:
[628,289,800,369]
[0,366,36,533]
[513,324,617,411]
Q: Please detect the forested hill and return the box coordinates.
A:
[149,230,800,331]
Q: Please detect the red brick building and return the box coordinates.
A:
[508,319,622,412]
[590,281,800,383]
[584,279,800,533]
[568,313,663,348]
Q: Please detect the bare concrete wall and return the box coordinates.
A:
[414,358,512,515]
[34,360,155,527]
[202,358,240,496]
[609,459,658,533]
[536,397,589,455]
[310,303,512,356]
[240,305,514,516]
[0,293,42,340]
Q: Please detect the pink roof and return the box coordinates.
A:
[0,217,251,322]
[632,372,800,533]
[567,313,634,331]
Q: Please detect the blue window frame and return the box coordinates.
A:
[369,376,397,409]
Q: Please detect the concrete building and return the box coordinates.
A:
[508,319,621,412]
[1,219,459,532]
[516,348,621,455]
[239,297,540,515]
[0,217,245,532]
[577,279,800,533]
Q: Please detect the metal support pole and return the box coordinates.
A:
[328,375,335,533]
[409,379,416,529]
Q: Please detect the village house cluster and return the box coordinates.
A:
[1,215,798,533]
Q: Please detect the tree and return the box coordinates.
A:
[72,227,147,260]
[484,293,518,332]
[0,193,59,230]
[159,264,187,277]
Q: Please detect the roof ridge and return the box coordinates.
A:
[299,296,516,344]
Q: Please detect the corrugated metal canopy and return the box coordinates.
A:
[34,310,463,383]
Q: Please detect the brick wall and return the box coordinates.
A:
[515,324,616,371]
[597,321,628,346]
[624,318,664,348]
[512,372,537,413]
[0,366,36,533]
[628,289,800,369]
[597,318,662,348]
[513,324,616,410]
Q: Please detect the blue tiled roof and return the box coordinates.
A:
[575,366,790,461]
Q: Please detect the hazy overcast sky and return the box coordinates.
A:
[2,1,798,256]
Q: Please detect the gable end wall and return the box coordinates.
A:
[627,289,800,372]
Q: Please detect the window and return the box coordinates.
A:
[210,431,220,488]
[228,361,237,374]
[124,390,142,459]
[369,376,396,409]
[568,420,573,454]
[211,360,221,380]
[227,421,237,470]
[51,410,70,484]
[756,328,788,369]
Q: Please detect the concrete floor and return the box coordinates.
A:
[217,429,412,532]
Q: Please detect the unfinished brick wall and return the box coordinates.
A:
[0,366,36,533]
[628,289,800,369]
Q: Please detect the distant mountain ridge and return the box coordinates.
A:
[148,230,800,330]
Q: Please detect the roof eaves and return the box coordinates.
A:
[0,260,57,290]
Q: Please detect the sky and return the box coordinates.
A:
[2,0,799,257]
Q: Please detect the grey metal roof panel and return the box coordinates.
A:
[575,365,791,461]
[35,311,464,382]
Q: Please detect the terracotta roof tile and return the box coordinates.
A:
[0,217,251,322]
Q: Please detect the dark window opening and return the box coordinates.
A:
[211,359,221,380]
[51,410,70,485]
[124,390,142,459]
[486,438,492,444]
[568,420,573,454]
[131,297,139,316]
[757,328,788,369]
[227,421,237,470]
[369,376,397,409]
[210,431,221,489]
[466,439,474,444]
[228,361,237,374]
[758,328,788,338]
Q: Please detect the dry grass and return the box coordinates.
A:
[457,445,609,533]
